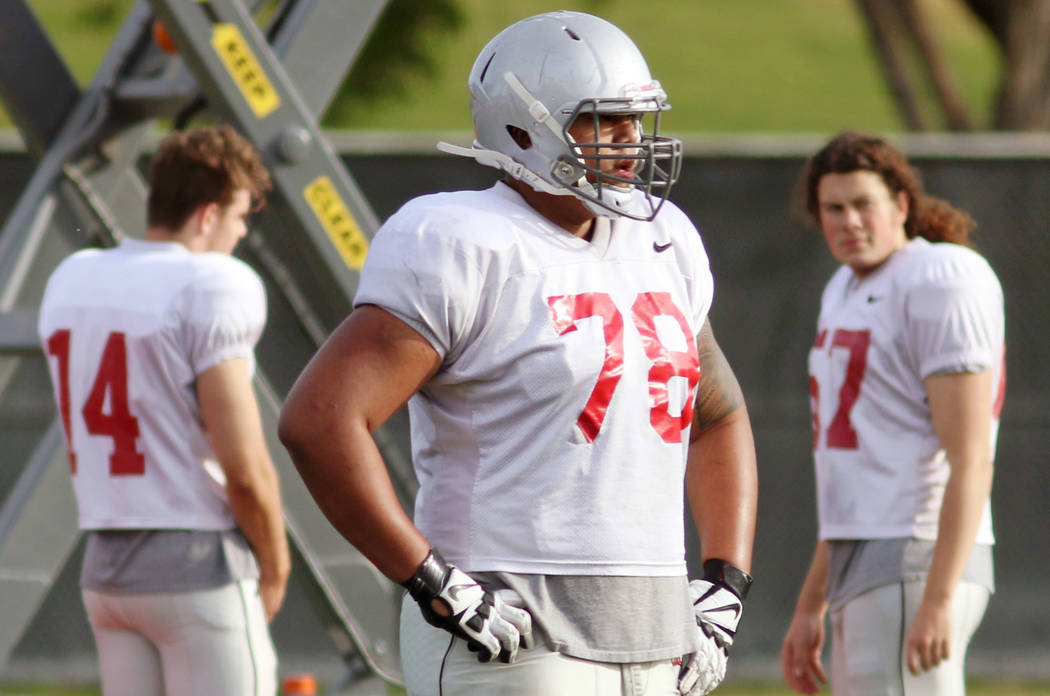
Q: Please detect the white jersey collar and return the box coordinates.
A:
[120,237,192,254]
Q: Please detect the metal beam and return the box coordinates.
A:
[149,0,379,302]
[0,0,408,685]
[0,423,81,667]
[0,310,40,355]
[0,0,80,157]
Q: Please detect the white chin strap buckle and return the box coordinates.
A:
[436,140,572,198]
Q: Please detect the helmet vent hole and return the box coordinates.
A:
[506,125,532,150]
[563,27,581,40]
[479,53,496,83]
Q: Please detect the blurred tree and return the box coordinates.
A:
[962,0,1050,129]
[72,0,124,27]
[854,0,972,131]
[321,0,463,127]
[319,0,615,127]
[855,0,1050,131]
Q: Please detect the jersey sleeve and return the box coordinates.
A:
[689,228,714,330]
[905,248,1004,379]
[662,201,714,331]
[354,200,486,362]
[182,257,267,376]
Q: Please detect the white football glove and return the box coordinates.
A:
[678,560,752,696]
[402,550,534,663]
[677,628,727,696]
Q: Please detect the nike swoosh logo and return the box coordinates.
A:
[710,603,742,620]
[867,295,883,303]
[446,583,475,602]
[696,587,743,620]
[653,241,672,252]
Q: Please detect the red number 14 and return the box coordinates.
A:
[45,329,146,475]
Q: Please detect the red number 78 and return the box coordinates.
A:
[547,291,700,444]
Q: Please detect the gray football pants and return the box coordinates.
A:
[83,579,277,696]
[400,594,680,696]
[830,580,989,695]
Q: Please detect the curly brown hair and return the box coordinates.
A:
[798,131,976,248]
[147,125,272,231]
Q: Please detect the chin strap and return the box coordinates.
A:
[438,70,589,200]
[502,72,566,143]
[436,140,575,197]
[437,140,652,220]
[501,71,610,205]
[437,67,651,220]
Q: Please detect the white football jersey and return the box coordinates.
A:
[809,238,1003,543]
[355,183,714,576]
[38,238,266,530]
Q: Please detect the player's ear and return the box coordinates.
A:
[894,190,908,222]
[195,201,221,235]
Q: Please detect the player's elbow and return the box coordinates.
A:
[277,395,336,462]
[691,402,751,442]
[278,386,373,468]
[277,402,311,461]
[221,453,279,504]
[225,468,268,502]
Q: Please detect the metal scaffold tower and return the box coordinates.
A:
[0,0,416,686]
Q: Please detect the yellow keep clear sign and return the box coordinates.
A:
[211,23,280,119]
[304,176,369,270]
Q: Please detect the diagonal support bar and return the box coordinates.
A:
[0,422,81,667]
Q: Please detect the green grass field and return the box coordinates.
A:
[6,0,999,134]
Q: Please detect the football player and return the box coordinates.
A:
[39,125,290,696]
[279,11,758,696]
[780,132,1004,695]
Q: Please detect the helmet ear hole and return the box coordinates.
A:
[506,125,532,150]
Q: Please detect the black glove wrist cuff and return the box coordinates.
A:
[401,549,449,602]
[703,558,753,601]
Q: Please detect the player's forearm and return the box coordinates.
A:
[922,371,995,605]
[225,458,291,584]
[686,406,758,572]
[923,452,993,604]
[794,541,829,616]
[280,418,429,583]
[278,305,437,581]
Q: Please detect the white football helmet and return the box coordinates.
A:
[437,11,682,221]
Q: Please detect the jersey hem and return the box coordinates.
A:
[80,519,237,531]
[353,300,446,358]
[456,557,688,576]
[820,527,996,545]
[548,639,694,664]
[920,351,996,380]
[194,346,255,377]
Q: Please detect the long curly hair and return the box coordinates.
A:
[798,131,976,248]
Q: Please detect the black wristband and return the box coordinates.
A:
[702,558,753,601]
[401,550,449,602]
